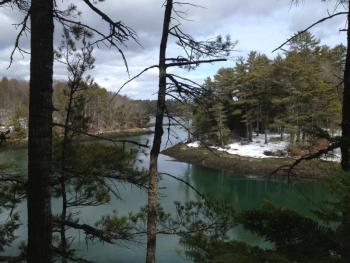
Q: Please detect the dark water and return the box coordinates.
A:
[0,127,329,262]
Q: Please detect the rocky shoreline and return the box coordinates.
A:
[162,143,339,179]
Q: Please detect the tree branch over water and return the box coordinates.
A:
[52,122,149,148]
[271,141,341,176]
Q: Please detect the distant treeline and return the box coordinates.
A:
[0,77,187,132]
[0,78,150,131]
[134,99,186,117]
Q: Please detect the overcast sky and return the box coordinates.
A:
[0,0,347,99]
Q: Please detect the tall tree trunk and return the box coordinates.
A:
[340,3,350,260]
[27,0,54,262]
[280,126,284,141]
[187,118,191,142]
[248,123,253,142]
[146,1,173,263]
[264,118,268,144]
[257,104,261,134]
[59,87,74,263]
[341,3,350,171]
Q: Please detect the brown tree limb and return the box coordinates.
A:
[166,58,227,67]
[271,141,341,176]
[53,219,115,243]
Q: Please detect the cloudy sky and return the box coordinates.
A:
[0,0,347,99]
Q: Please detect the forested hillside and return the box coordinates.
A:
[0,78,150,131]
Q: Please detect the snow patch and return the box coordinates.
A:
[213,134,288,158]
[321,147,341,162]
[187,134,342,162]
[187,141,200,148]
[187,134,288,159]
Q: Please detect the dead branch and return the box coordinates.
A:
[273,11,348,52]
[166,58,227,67]
[160,172,204,199]
[8,9,30,68]
[52,122,149,148]
[53,4,136,73]
[53,219,115,243]
[271,141,341,176]
[110,65,159,102]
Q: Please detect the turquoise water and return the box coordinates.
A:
[0,127,329,262]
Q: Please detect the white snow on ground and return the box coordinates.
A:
[187,134,342,161]
[188,134,288,159]
[187,141,201,148]
[215,134,288,158]
[321,148,341,162]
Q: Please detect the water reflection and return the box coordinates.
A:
[0,125,330,262]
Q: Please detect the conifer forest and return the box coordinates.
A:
[1,0,350,262]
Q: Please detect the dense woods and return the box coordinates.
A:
[193,32,344,147]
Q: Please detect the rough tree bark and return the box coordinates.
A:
[146,1,173,262]
[27,0,54,262]
[341,2,350,171]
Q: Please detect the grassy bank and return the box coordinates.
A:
[162,143,339,179]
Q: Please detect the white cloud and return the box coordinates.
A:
[0,0,347,99]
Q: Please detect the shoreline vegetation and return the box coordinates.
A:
[162,143,339,179]
[0,127,153,150]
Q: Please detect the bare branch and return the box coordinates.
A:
[271,141,341,176]
[273,11,348,52]
[53,2,137,74]
[52,122,149,148]
[53,219,116,243]
[160,172,205,199]
[166,58,227,67]
[110,65,159,102]
[8,9,30,68]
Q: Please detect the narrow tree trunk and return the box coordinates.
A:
[280,126,284,141]
[341,3,350,171]
[257,104,261,134]
[296,126,301,143]
[59,86,75,263]
[341,3,350,260]
[264,119,268,144]
[27,0,54,262]
[248,123,253,142]
[187,118,191,142]
[245,123,249,140]
[146,1,173,263]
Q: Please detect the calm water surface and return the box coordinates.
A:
[0,126,329,262]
